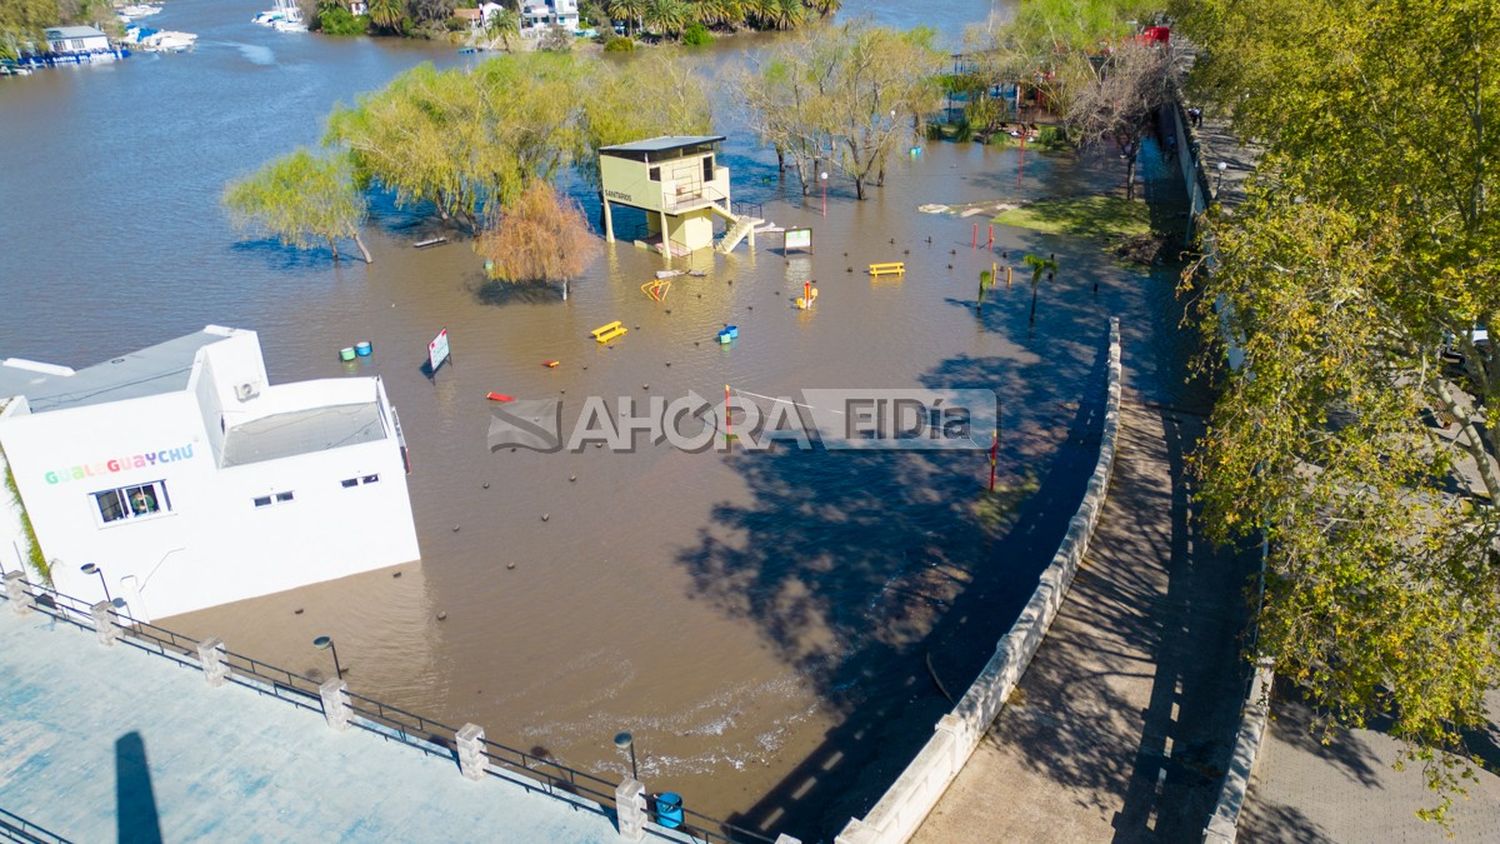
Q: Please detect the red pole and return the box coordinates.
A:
[971,223,978,250]
[724,384,732,447]
[804,280,811,304]
[987,224,994,250]
[988,427,999,492]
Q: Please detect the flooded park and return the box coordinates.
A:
[0,0,1203,836]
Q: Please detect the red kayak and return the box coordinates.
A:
[542,360,560,368]
[486,392,514,402]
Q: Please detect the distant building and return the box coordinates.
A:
[599,135,757,255]
[0,326,420,622]
[43,26,111,56]
[453,6,484,29]
[349,0,369,15]
[520,0,577,35]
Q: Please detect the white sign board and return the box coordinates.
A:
[784,228,813,252]
[428,328,450,373]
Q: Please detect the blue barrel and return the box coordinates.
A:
[655,792,683,829]
[355,341,373,357]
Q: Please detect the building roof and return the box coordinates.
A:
[220,402,386,468]
[599,135,727,158]
[44,25,107,38]
[0,328,232,414]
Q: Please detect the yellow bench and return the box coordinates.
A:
[591,321,628,343]
[868,262,906,277]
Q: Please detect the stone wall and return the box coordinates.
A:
[834,318,1123,844]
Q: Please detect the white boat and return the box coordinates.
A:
[255,0,303,27]
[118,4,163,18]
[130,28,197,52]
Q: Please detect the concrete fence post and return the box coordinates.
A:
[197,637,230,687]
[319,678,352,732]
[455,723,487,781]
[90,600,122,647]
[615,777,647,842]
[5,570,33,614]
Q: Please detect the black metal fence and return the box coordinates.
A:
[0,581,779,844]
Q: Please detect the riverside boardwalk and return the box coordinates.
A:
[0,600,694,842]
[912,396,1254,843]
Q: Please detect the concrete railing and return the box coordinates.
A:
[835,319,1124,844]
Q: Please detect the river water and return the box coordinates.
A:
[0,1,1196,837]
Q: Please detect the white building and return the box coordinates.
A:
[0,326,420,622]
[520,0,578,35]
[43,26,111,55]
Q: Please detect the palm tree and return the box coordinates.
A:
[740,0,774,28]
[764,0,805,31]
[607,0,645,35]
[366,0,406,32]
[643,0,689,37]
[693,0,741,28]
[485,7,520,49]
[808,0,840,16]
[1022,253,1057,325]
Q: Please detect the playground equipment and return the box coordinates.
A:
[641,278,672,302]
[485,392,514,402]
[869,262,906,278]
[592,321,628,343]
[716,325,739,345]
[795,281,819,309]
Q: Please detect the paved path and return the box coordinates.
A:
[913,397,1255,843]
[0,605,678,843]
[1240,687,1500,843]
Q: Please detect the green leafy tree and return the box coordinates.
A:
[1179,0,1500,819]
[579,50,711,178]
[223,149,373,263]
[0,0,57,61]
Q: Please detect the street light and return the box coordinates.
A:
[1215,161,1228,197]
[614,731,638,781]
[313,635,343,681]
[819,171,829,217]
[80,563,112,605]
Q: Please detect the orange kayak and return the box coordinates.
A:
[542,360,560,368]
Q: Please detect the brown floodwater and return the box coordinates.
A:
[0,1,1200,837]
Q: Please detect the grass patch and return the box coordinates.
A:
[994,194,1151,241]
[1,442,49,584]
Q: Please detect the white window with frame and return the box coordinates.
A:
[93,481,171,526]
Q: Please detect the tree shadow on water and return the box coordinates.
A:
[676,332,1116,839]
[228,237,342,273]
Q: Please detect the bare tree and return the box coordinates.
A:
[1065,39,1178,200]
[475,181,598,291]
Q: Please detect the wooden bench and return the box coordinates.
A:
[591,321,628,343]
[868,262,906,277]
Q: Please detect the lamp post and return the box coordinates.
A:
[614,731,638,781]
[313,635,343,681]
[80,563,112,606]
[819,171,828,217]
[1215,161,1228,198]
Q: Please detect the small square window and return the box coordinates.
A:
[361,474,379,485]
[253,496,272,508]
[341,478,358,489]
[275,491,294,503]
[649,166,661,182]
[95,490,126,523]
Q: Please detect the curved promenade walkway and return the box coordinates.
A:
[0,604,682,842]
[912,394,1255,843]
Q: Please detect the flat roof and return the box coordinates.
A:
[221,402,386,468]
[599,135,726,156]
[0,329,230,413]
[45,26,107,38]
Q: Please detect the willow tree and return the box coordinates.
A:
[475,181,598,295]
[223,149,372,263]
[578,50,711,179]
[325,54,585,228]
[1182,0,1500,818]
[742,23,942,200]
